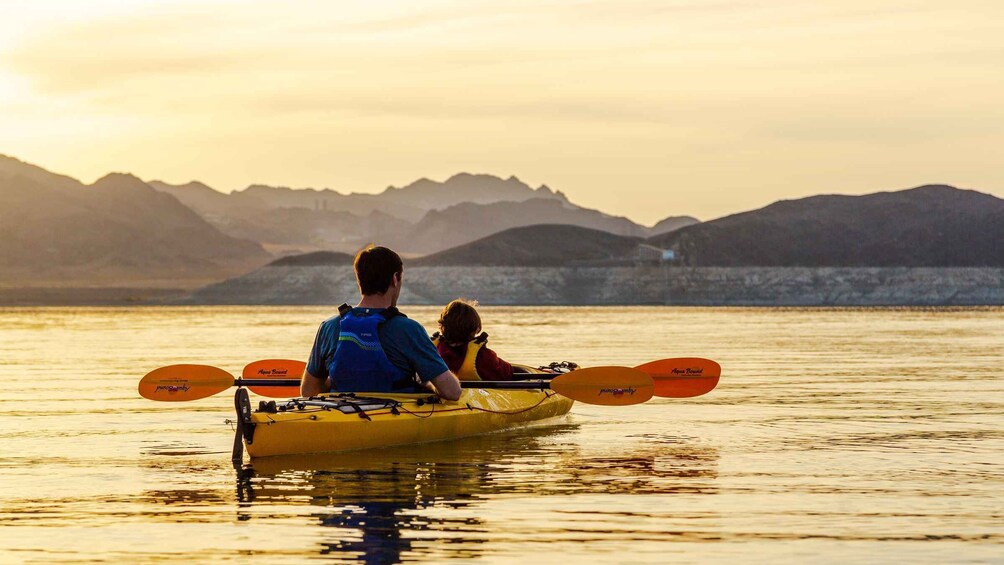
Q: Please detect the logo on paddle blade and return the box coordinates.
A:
[155,384,191,393]
[256,368,289,376]
[598,387,637,397]
[671,367,704,376]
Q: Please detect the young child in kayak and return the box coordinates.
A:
[434,299,514,381]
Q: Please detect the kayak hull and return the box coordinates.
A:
[245,388,573,457]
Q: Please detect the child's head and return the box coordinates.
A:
[438,299,482,344]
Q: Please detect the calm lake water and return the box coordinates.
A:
[0,306,1001,564]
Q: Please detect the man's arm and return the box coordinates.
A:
[303,320,333,397]
[389,317,461,400]
[300,370,328,397]
[429,370,462,401]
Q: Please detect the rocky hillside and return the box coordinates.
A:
[0,155,270,286]
[412,225,643,267]
[383,199,651,254]
[649,185,1004,266]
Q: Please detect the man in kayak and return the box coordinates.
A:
[300,246,463,401]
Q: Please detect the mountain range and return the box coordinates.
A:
[0,154,695,286]
[3,152,1001,295]
[210,182,1004,304]
[150,173,696,256]
[403,184,1004,268]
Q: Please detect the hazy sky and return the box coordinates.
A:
[2,0,1002,223]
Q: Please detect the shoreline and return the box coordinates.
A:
[5,266,1001,307]
[0,287,187,307]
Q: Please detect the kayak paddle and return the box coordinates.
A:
[550,366,653,406]
[242,359,304,398]
[243,358,662,404]
[238,357,720,399]
[636,357,721,398]
[139,364,654,406]
[236,356,721,399]
[138,364,235,402]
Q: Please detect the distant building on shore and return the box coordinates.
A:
[636,244,676,263]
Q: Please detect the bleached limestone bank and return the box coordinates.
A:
[187,265,1004,306]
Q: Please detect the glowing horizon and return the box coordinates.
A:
[2,0,1002,223]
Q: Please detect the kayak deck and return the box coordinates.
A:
[244,388,574,457]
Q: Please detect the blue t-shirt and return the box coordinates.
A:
[306,307,449,390]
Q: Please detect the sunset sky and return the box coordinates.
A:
[2,0,1002,223]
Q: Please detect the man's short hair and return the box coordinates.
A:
[354,245,403,296]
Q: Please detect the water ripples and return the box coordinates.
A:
[0,306,1002,563]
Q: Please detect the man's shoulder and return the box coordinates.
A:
[316,313,344,340]
[321,308,429,341]
[383,314,425,335]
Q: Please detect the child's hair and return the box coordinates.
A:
[438,299,482,345]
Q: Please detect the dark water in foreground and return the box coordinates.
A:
[0,306,1001,563]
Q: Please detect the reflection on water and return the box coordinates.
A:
[232,425,719,563]
[0,306,1002,563]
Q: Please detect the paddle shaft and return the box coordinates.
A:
[239,378,299,387]
[232,378,552,390]
[233,372,647,405]
[141,364,656,405]
[239,357,721,399]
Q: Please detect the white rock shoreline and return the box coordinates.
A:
[186,265,1004,306]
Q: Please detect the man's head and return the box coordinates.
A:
[354,246,404,303]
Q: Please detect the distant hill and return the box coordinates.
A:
[650,215,700,236]
[648,185,1004,266]
[0,154,81,190]
[151,179,425,225]
[386,198,648,254]
[413,224,643,267]
[268,251,354,267]
[379,173,567,210]
[237,184,426,222]
[151,179,407,255]
[0,155,270,286]
[216,208,402,255]
[149,180,266,217]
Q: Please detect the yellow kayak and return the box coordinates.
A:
[243,387,574,458]
[139,361,657,460]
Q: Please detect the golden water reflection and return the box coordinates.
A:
[230,425,719,562]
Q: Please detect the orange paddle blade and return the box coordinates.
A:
[139,364,235,401]
[242,359,306,398]
[635,358,721,398]
[550,366,654,406]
